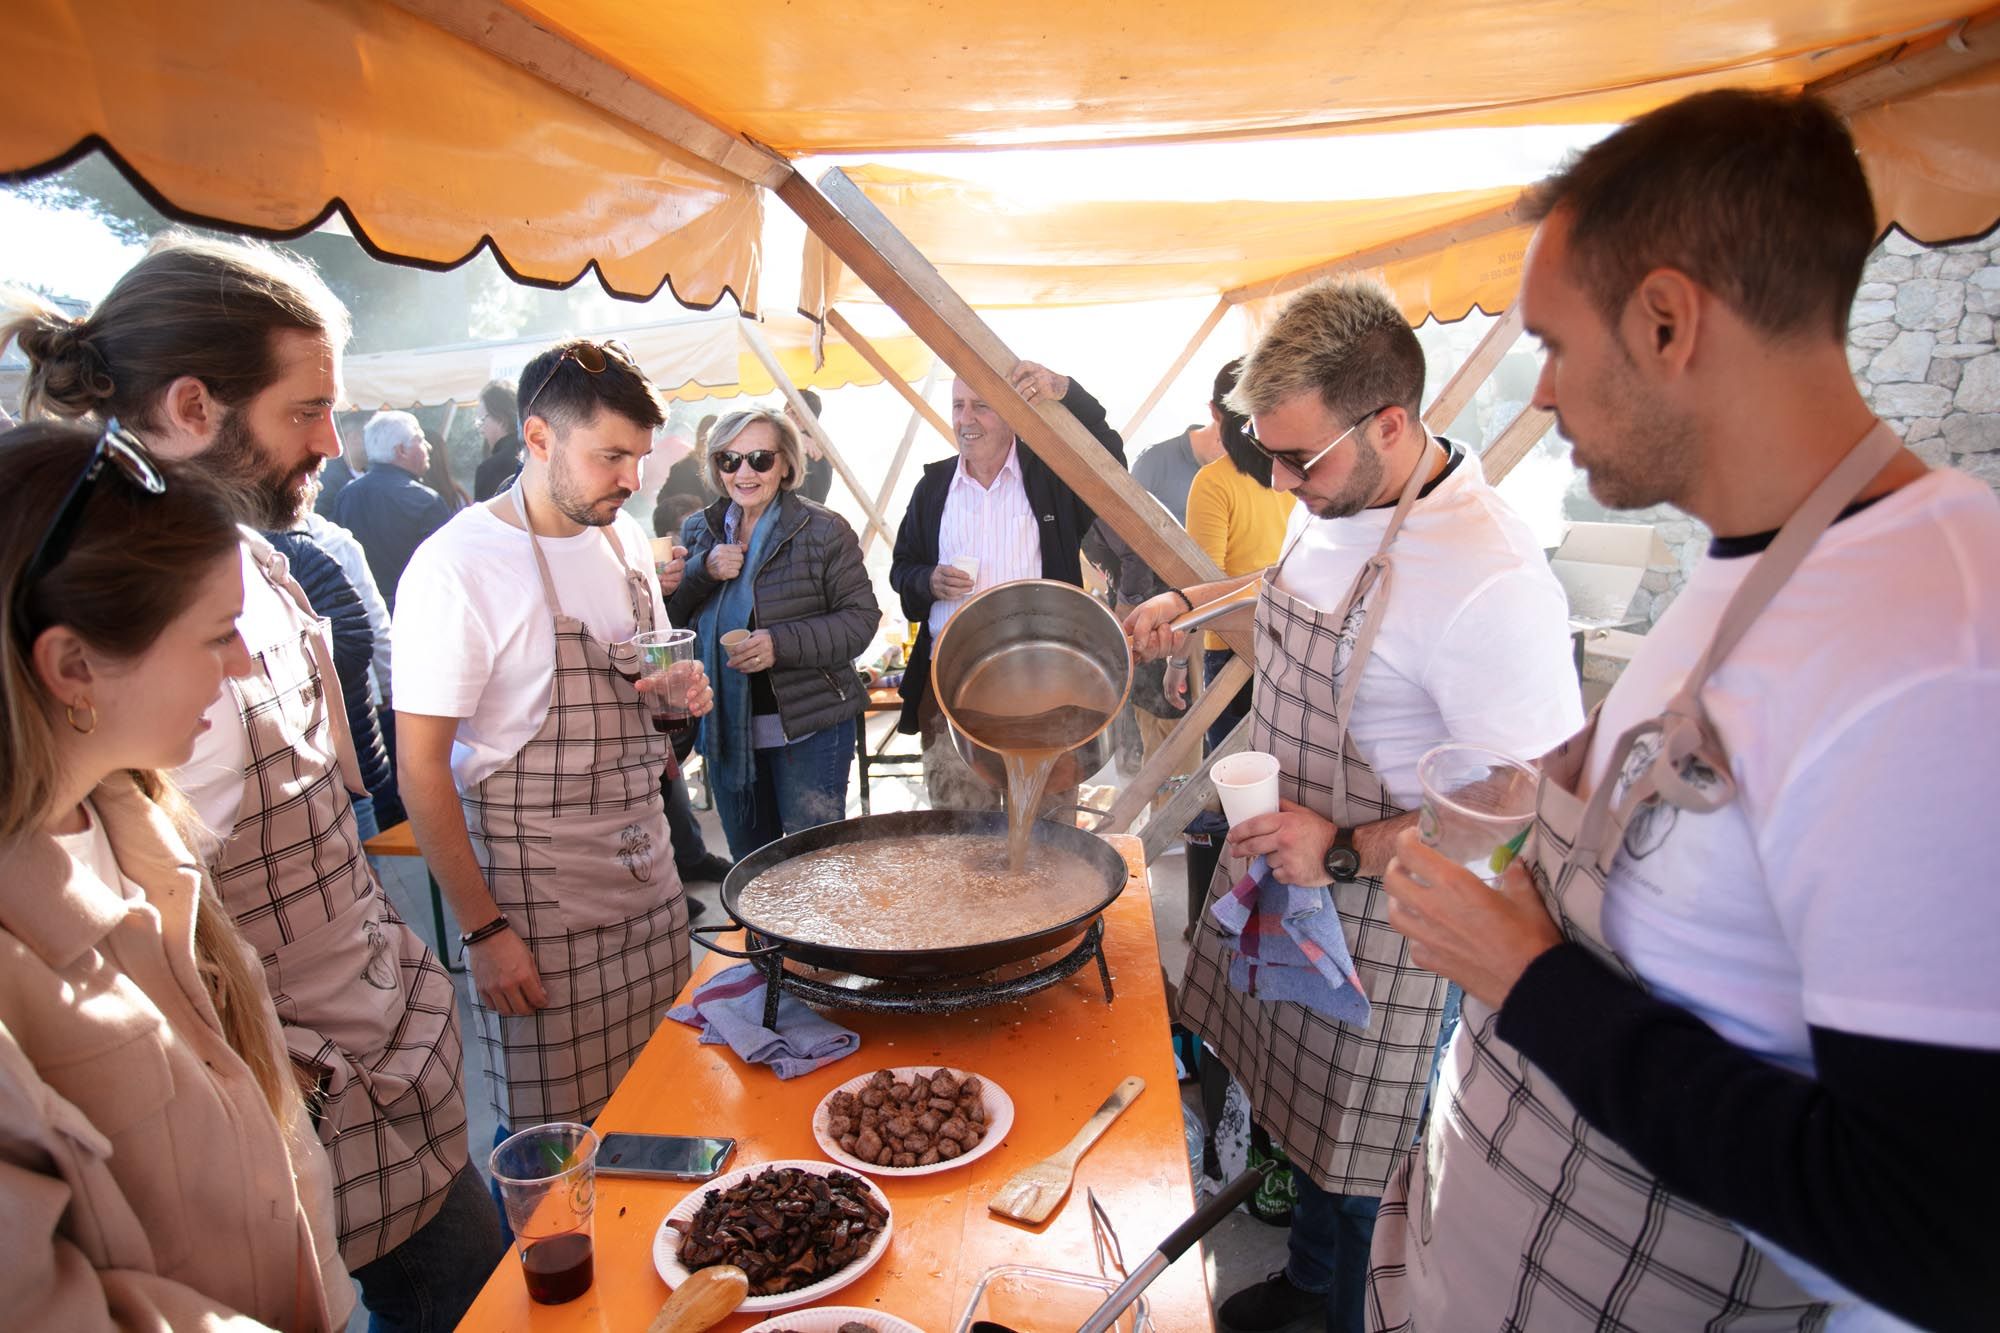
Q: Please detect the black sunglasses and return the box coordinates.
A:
[1244,404,1393,486]
[714,449,780,475]
[519,339,635,423]
[21,419,167,600]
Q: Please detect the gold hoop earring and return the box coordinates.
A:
[65,700,98,735]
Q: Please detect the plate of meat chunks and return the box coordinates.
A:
[813,1066,1014,1177]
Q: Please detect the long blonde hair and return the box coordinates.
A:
[0,424,292,1119]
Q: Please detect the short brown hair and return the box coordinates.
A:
[0,234,349,429]
[1227,278,1424,425]
[706,408,805,493]
[1523,90,1874,342]
[479,378,518,432]
[517,339,665,436]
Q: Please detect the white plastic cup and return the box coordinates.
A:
[1210,750,1281,825]
[950,554,981,582]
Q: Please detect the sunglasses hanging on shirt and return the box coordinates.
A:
[714,449,780,475]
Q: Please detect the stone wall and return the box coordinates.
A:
[1568,228,2000,631]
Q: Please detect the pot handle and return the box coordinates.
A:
[689,923,785,959]
[1053,803,1113,831]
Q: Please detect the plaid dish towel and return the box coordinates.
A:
[667,963,861,1079]
[1209,856,1370,1028]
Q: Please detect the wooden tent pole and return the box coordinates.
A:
[1479,406,1557,485]
[1138,715,1253,864]
[1099,654,1253,836]
[1121,297,1231,442]
[826,308,954,444]
[778,167,1254,662]
[1422,302,1525,433]
[737,320,896,547]
[861,360,943,558]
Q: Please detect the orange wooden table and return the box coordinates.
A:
[458,835,1212,1332]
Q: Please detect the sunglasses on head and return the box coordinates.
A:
[16,419,166,629]
[519,339,635,423]
[714,449,780,475]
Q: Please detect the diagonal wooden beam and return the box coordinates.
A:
[1480,405,1558,485]
[1809,6,2000,115]
[1100,654,1253,835]
[1224,200,1527,307]
[782,167,1253,662]
[826,308,954,444]
[1122,297,1231,442]
[1423,302,1525,433]
[387,0,791,187]
[1139,715,1253,864]
[862,359,942,558]
[737,320,896,546]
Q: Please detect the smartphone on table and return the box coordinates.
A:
[595,1132,737,1180]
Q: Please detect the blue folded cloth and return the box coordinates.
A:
[1209,855,1371,1028]
[667,963,861,1079]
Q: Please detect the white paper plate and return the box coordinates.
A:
[812,1066,1014,1178]
[652,1160,893,1314]
[740,1306,925,1333]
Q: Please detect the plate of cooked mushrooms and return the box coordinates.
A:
[813,1066,1015,1177]
[654,1160,893,1313]
[741,1309,924,1333]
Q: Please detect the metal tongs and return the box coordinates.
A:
[1167,580,1261,637]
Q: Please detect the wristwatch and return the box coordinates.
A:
[1322,825,1361,883]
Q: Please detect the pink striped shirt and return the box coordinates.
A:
[931,444,1042,637]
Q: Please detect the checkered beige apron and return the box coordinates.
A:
[1368,424,1904,1331]
[212,536,468,1268]
[462,488,691,1127]
[1178,451,1450,1196]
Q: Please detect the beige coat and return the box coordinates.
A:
[0,774,350,1332]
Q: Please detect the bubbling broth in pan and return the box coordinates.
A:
[737,834,1106,951]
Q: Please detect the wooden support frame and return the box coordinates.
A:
[1809,6,2000,114]
[1479,406,1558,485]
[1422,302,1525,433]
[1138,715,1252,864]
[862,360,943,557]
[1100,654,1253,836]
[738,320,897,546]
[781,167,1255,662]
[826,309,954,445]
[1121,297,1231,442]
[1224,201,1526,307]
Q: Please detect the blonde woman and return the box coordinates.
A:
[0,422,350,1330]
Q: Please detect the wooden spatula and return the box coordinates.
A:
[645,1264,748,1333]
[987,1075,1145,1225]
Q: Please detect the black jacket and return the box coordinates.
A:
[330,462,452,610]
[472,434,523,501]
[264,531,399,818]
[888,380,1127,732]
[667,491,879,742]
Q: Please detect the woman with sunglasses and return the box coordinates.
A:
[0,422,351,1330]
[667,408,879,857]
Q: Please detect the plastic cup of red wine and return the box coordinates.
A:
[631,627,700,741]
[490,1122,600,1304]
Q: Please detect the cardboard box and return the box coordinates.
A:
[1549,522,1672,632]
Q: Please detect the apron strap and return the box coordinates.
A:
[1572,421,1906,864]
[1327,435,1435,739]
[509,480,567,619]
[252,541,368,800]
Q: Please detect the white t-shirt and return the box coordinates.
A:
[176,535,318,846]
[931,445,1042,638]
[1589,467,2000,1325]
[392,502,667,790]
[1270,447,1583,808]
[54,801,142,905]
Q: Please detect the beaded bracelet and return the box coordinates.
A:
[460,913,511,948]
[1171,588,1194,612]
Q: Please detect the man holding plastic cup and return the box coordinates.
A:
[395,339,712,1142]
[1123,279,1579,1333]
[1371,93,2000,1333]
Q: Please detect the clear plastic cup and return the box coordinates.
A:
[490,1123,599,1305]
[631,627,700,739]
[1416,743,1539,885]
[1211,750,1280,825]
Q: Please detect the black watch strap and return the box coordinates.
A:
[1323,825,1362,883]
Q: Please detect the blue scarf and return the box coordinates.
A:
[695,499,783,796]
